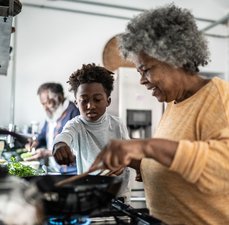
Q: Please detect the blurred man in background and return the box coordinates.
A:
[26,82,80,173]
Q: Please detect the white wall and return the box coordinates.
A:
[0,0,229,131]
[1,4,131,130]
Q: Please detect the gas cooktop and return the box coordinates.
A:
[44,199,161,225]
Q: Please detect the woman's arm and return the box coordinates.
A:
[90,138,178,171]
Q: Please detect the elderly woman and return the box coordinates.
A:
[90,4,229,225]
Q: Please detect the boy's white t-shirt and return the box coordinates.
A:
[53,112,131,202]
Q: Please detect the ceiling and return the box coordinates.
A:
[20,0,229,37]
[0,0,228,75]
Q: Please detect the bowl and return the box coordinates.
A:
[0,158,7,166]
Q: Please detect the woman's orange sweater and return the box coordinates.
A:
[141,77,229,225]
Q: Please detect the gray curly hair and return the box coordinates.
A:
[118,4,210,73]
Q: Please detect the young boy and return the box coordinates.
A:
[53,63,130,202]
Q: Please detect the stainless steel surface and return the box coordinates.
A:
[0,0,20,76]
[0,5,8,17]
[0,16,12,75]
[90,216,130,224]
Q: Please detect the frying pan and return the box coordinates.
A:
[24,174,122,216]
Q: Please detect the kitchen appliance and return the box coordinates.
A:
[0,166,162,225]
[24,174,161,225]
[0,0,22,75]
[43,199,161,225]
[127,109,152,139]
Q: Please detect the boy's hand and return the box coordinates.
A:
[53,142,75,165]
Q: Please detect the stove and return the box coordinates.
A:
[0,167,161,225]
[44,199,161,225]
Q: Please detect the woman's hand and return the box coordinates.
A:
[53,142,75,165]
[90,139,146,172]
[89,138,178,173]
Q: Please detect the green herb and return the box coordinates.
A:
[7,157,40,177]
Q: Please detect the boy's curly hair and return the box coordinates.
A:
[68,63,114,97]
[118,4,210,74]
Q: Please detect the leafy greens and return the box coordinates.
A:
[7,157,41,177]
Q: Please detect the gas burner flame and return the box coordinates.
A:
[48,216,91,225]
